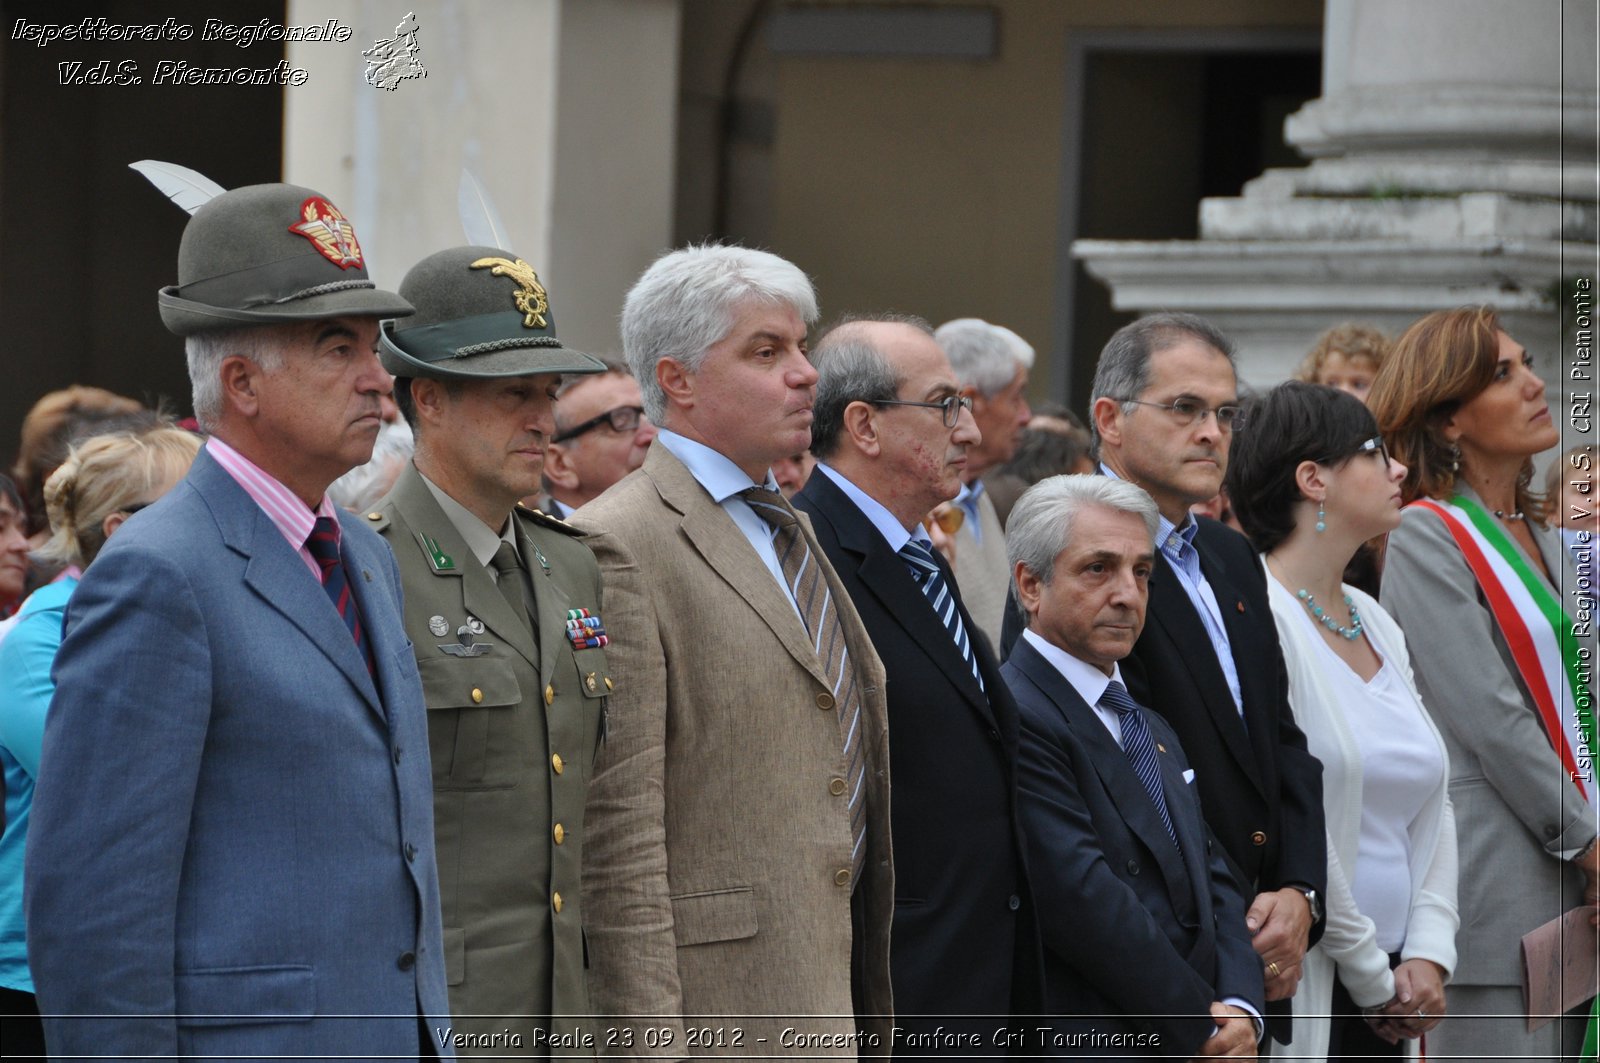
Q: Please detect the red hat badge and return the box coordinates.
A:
[288,196,364,270]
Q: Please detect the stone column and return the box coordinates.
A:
[284,0,679,354]
[1075,0,1597,384]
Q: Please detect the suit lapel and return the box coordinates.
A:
[1146,550,1262,791]
[1010,641,1187,890]
[649,447,831,688]
[192,452,384,719]
[805,474,993,720]
[1194,534,1276,795]
[388,468,539,669]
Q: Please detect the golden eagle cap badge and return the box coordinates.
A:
[470,256,550,328]
[287,197,364,270]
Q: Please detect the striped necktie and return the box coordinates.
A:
[742,486,866,883]
[1099,680,1178,849]
[898,538,983,691]
[305,516,375,675]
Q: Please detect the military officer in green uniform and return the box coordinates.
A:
[370,245,612,1056]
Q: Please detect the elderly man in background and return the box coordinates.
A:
[572,245,893,1056]
[25,183,451,1058]
[794,315,1040,1053]
[540,356,657,519]
[934,317,1033,648]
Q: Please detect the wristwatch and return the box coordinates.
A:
[1288,884,1323,925]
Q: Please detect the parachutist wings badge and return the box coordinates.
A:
[289,197,365,270]
[470,256,549,328]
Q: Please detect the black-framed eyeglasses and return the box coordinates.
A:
[871,394,974,429]
[1120,397,1244,430]
[552,405,645,444]
[120,501,153,516]
[1320,434,1390,467]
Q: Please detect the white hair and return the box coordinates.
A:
[621,244,818,422]
[185,325,288,431]
[934,317,1034,397]
[1005,474,1158,590]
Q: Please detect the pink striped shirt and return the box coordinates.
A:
[206,436,340,580]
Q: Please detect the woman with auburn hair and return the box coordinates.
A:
[1370,306,1595,1062]
[0,427,200,1058]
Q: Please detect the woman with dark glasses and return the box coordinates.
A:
[1228,381,1458,1062]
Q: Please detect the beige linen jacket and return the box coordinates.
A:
[572,442,894,1058]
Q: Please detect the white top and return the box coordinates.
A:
[1290,603,1447,952]
[1266,569,1458,1063]
[814,463,930,554]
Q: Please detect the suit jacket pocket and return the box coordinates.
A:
[418,654,524,789]
[671,886,758,947]
[175,964,314,1026]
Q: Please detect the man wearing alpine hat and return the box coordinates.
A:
[26,183,455,1058]
[369,246,612,1056]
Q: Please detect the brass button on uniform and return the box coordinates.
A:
[815,691,835,711]
[828,777,848,796]
[603,676,614,691]
[366,512,382,522]
[1250,831,1267,846]
[552,892,564,913]
[834,868,851,887]
[544,684,555,706]
[551,753,564,775]
[470,687,484,704]
[553,823,566,845]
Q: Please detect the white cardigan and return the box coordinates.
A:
[1266,573,1460,1061]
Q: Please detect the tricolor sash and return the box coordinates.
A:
[1410,496,1597,804]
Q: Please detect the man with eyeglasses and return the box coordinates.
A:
[540,358,657,518]
[1074,312,1327,1052]
[793,316,1040,1054]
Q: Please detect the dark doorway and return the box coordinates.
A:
[0,0,286,466]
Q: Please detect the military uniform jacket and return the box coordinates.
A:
[373,464,610,1054]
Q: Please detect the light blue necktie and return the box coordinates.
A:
[1099,680,1178,849]
[899,538,983,692]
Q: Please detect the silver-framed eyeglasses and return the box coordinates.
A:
[872,394,974,428]
[1121,397,1244,430]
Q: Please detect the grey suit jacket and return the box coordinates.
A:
[1380,485,1596,986]
[25,447,452,1058]
[571,441,894,1056]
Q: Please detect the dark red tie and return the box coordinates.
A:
[306,516,375,675]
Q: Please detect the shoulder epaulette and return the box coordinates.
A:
[517,504,583,536]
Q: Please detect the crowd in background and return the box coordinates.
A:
[0,177,1594,1063]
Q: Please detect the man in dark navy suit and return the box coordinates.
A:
[795,315,1039,1052]
[1002,474,1262,1059]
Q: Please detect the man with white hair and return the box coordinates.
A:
[572,245,893,1056]
[1003,474,1263,1059]
[934,317,1033,647]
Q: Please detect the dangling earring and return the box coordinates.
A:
[1449,443,1461,474]
[1315,500,1326,534]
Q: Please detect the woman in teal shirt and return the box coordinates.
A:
[0,427,198,1057]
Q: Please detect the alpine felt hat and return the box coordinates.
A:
[378,245,606,380]
[158,183,414,336]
